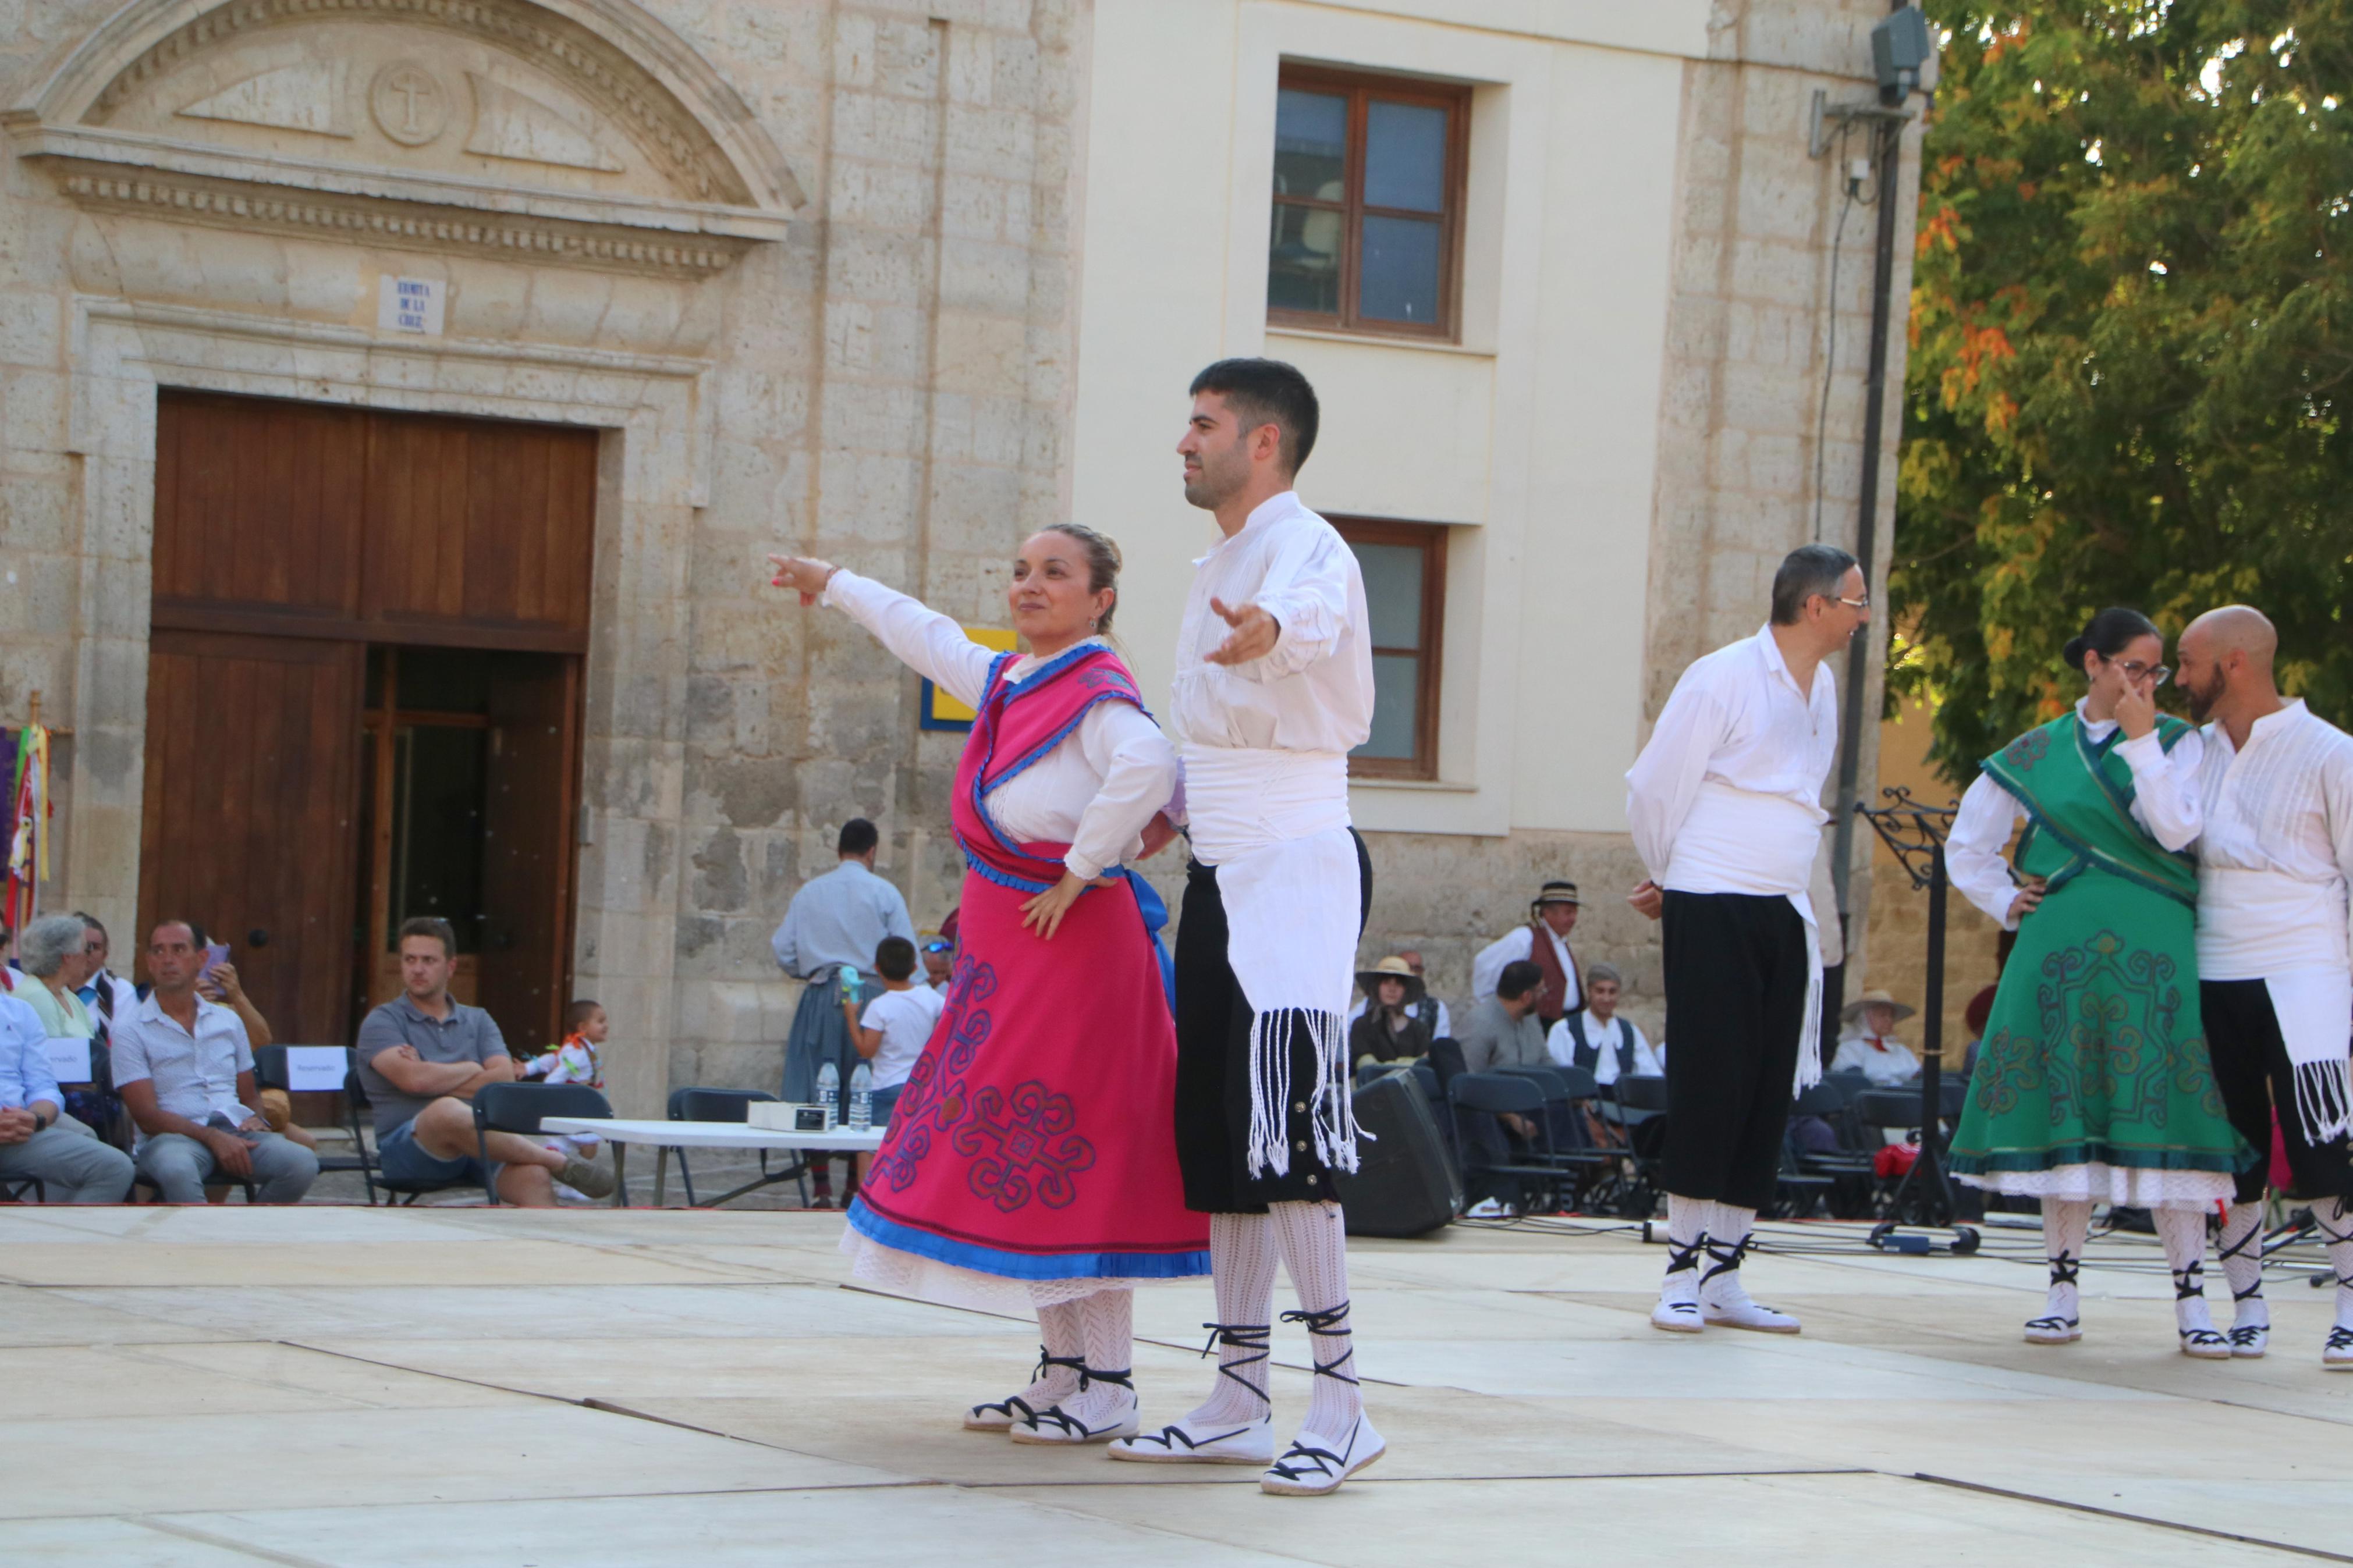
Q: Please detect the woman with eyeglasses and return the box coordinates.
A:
[1946,606,2251,1356]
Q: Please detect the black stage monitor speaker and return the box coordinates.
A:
[1335,1071,1460,1238]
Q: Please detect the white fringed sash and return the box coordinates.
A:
[2259,967,2353,1146]
[1183,746,1363,1177]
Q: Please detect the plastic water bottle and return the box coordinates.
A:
[848,1062,874,1130]
[815,1061,840,1129]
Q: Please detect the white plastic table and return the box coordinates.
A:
[541,1117,887,1208]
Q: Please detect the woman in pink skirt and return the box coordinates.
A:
[768,528,1207,1445]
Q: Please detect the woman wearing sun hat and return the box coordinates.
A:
[1347,957,1431,1069]
[1829,990,1919,1086]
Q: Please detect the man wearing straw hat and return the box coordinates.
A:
[1470,881,1585,1026]
[1830,990,1919,1086]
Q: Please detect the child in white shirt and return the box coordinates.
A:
[842,937,946,1142]
[528,1000,608,1186]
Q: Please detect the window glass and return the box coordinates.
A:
[1353,541,1424,649]
[1364,101,1447,211]
[1268,204,1344,314]
[1358,215,1443,323]
[1274,90,1348,200]
[1358,654,1422,760]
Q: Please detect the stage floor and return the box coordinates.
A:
[2,1204,2344,1565]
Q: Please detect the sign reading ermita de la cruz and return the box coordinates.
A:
[378,275,445,336]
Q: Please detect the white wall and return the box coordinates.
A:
[1070,0,1705,837]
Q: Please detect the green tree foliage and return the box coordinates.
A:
[1897,1,2353,782]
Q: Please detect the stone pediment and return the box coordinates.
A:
[6,0,801,279]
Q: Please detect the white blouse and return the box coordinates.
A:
[822,571,1177,881]
[2195,699,2353,977]
[1946,701,2205,930]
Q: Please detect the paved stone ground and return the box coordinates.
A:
[2,1203,2345,1565]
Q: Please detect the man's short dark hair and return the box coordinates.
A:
[397,915,457,959]
[1769,544,1860,625]
[838,818,880,858]
[1496,959,1545,1002]
[874,935,917,983]
[151,918,205,948]
[1190,358,1319,475]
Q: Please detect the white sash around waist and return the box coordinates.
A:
[2198,866,2352,979]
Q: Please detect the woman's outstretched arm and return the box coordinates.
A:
[769,556,994,710]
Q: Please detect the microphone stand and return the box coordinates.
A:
[1853,788,1981,1256]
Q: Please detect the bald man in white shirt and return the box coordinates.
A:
[1624,544,1869,1336]
[2177,605,2353,1368]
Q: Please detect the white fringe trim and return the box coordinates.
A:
[2292,1059,2352,1147]
[1245,1008,1364,1179]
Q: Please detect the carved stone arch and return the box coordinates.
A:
[8,0,802,278]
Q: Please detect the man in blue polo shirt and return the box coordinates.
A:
[354,917,612,1205]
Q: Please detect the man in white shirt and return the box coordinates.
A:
[1624,543,1866,1335]
[2176,605,2353,1367]
[1344,948,1450,1040]
[772,817,914,1205]
[1471,884,1584,1025]
[113,919,319,1204]
[1546,963,1660,1089]
[1109,359,1381,1495]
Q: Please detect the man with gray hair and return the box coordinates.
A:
[0,942,133,1202]
[1624,542,1868,1335]
[1545,962,1660,1089]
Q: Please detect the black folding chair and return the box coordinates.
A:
[1499,1063,1627,1210]
[1447,1071,1568,1214]
[250,1046,371,1186]
[473,1083,612,1206]
[0,1175,44,1203]
[1606,1073,1671,1217]
[672,1088,806,1208]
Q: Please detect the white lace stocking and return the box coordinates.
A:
[1055,1288,1135,1427]
[2217,1202,2267,1328]
[1020,1300,1085,1406]
[2319,1196,2353,1329]
[1184,1211,1277,1427]
[2154,1205,2217,1336]
[1269,1199,1362,1439]
[2042,1197,2092,1322]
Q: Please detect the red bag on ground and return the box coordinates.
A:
[1874,1142,1919,1179]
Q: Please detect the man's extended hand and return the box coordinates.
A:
[1628,880,1665,921]
[1204,597,1280,666]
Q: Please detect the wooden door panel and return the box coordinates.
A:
[475,655,579,1053]
[154,393,367,620]
[366,413,595,636]
[139,631,363,1044]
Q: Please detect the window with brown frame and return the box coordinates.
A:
[1269,67,1469,339]
[1335,518,1446,779]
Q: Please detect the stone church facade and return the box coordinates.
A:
[0,0,1915,1112]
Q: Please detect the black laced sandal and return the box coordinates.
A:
[2024,1253,2081,1343]
[1649,1233,1705,1333]
[1262,1301,1384,1496]
[964,1346,1085,1432]
[2217,1223,2268,1356]
[1108,1324,1275,1464]
[2174,1261,2230,1360]
[1012,1363,1140,1445]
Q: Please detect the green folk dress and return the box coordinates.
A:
[1947,712,2251,1206]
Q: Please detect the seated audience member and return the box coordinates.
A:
[844,936,945,1129]
[16,914,123,1144]
[356,918,613,1205]
[1458,959,1549,1074]
[1545,963,1660,1090]
[112,920,320,1204]
[918,931,956,993]
[0,973,133,1201]
[72,914,140,1023]
[1471,883,1584,1025]
[1957,984,1997,1080]
[1348,957,1433,1069]
[186,941,314,1151]
[1345,948,1451,1040]
[523,999,609,1177]
[1831,990,1920,1085]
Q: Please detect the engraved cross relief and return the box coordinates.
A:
[370,62,448,146]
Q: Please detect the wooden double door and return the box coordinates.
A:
[137,392,598,1051]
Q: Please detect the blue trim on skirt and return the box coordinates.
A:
[844,1196,1210,1282]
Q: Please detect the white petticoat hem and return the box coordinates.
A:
[838,1224,1173,1312]
[1954,1162,2233,1207]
